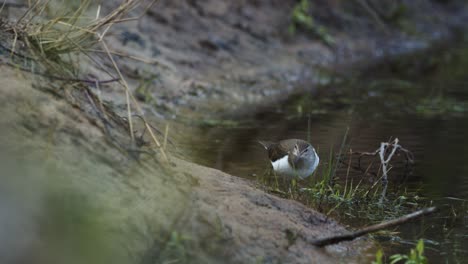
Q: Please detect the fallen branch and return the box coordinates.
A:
[308,207,437,247]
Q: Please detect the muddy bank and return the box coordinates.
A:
[168,157,372,263]
[0,66,370,263]
[96,0,468,118]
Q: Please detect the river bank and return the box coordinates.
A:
[1,1,467,263]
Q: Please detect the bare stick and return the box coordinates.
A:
[308,207,437,247]
[340,138,414,202]
[379,138,401,203]
[349,139,414,173]
[379,142,389,202]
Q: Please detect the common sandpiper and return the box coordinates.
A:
[259,139,319,179]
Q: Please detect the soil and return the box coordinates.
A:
[1,0,467,263]
[98,0,468,118]
[0,66,370,263]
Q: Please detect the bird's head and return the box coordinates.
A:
[292,143,315,162]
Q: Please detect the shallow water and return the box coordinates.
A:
[178,44,468,262]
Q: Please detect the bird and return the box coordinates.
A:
[259,139,319,179]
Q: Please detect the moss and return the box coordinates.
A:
[289,0,335,46]
[415,97,467,116]
[135,75,159,103]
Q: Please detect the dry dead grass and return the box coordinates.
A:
[1,0,169,161]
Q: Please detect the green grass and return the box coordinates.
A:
[258,128,425,225]
[373,239,427,264]
[289,0,335,45]
[155,231,192,264]
[305,146,423,223]
[255,139,428,260]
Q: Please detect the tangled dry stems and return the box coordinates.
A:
[349,138,414,203]
[1,0,168,161]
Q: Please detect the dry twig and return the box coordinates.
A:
[308,207,437,247]
[340,138,414,203]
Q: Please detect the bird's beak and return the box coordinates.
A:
[293,155,300,164]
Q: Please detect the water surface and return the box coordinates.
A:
[178,44,468,262]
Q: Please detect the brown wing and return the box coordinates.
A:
[258,140,289,162]
[261,139,311,162]
[270,139,303,162]
[258,141,274,150]
[267,142,289,162]
[259,141,284,161]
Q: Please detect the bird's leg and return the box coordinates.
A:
[284,177,296,198]
[290,178,297,199]
[272,170,280,192]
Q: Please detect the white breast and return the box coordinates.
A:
[270,152,319,179]
[271,155,292,175]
